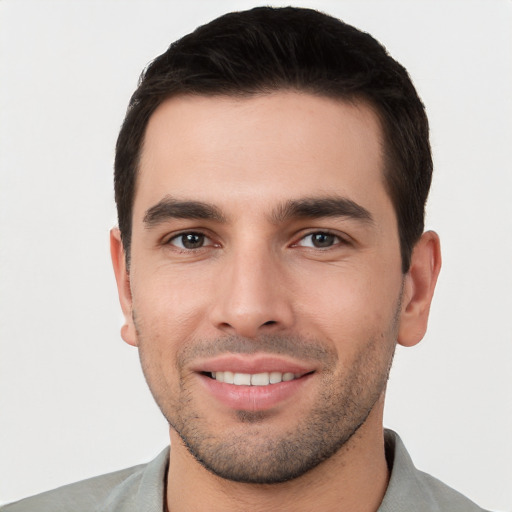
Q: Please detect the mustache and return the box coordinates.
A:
[176,334,338,369]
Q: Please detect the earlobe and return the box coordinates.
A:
[110,228,138,347]
[398,231,442,347]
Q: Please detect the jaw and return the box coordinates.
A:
[166,392,390,512]
[162,343,391,483]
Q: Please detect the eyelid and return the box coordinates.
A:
[291,230,350,249]
[164,230,218,249]
[161,228,351,250]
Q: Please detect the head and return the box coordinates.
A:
[111,7,441,485]
[115,6,432,274]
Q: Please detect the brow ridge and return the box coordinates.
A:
[143,195,373,228]
[271,196,373,224]
[143,196,226,227]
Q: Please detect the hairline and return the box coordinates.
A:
[123,88,406,269]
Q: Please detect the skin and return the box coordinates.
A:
[111,92,441,512]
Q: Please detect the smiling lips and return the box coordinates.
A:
[197,358,315,411]
[210,371,305,386]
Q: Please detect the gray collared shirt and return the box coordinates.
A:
[2,430,490,511]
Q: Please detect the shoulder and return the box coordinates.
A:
[1,448,169,512]
[414,469,491,512]
[380,430,491,512]
[0,466,143,512]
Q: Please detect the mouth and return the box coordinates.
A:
[195,357,316,411]
[204,370,311,386]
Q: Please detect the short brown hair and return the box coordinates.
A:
[115,6,432,272]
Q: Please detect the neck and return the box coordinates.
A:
[166,403,389,512]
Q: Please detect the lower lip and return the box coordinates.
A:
[198,373,314,412]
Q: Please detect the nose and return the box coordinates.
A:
[210,244,295,338]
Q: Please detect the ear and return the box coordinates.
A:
[398,230,442,347]
[110,228,138,347]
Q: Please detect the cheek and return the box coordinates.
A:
[131,273,205,401]
[131,264,214,340]
[292,260,402,347]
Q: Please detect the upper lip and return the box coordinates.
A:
[191,354,317,375]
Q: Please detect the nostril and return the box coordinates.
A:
[262,320,277,327]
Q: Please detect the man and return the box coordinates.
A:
[2,6,490,511]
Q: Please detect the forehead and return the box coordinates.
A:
[135,92,389,221]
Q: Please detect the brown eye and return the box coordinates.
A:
[170,232,207,249]
[311,233,336,248]
[297,232,340,249]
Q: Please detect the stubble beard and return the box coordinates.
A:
[135,309,399,485]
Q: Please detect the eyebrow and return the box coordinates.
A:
[143,195,373,228]
[270,196,374,224]
[143,196,226,227]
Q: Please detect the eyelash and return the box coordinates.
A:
[292,231,348,250]
[165,230,348,252]
[166,231,216,251]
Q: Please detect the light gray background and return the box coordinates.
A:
[1,1,511,509]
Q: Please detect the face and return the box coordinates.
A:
[115,92,409,483]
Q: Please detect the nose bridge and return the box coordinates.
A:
[211,236,293,337]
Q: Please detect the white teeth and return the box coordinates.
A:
[251,372,270,386]
[269,371,282,384]
[233,373,251,385]
[211,371,302,386]
[223,371,234,384]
